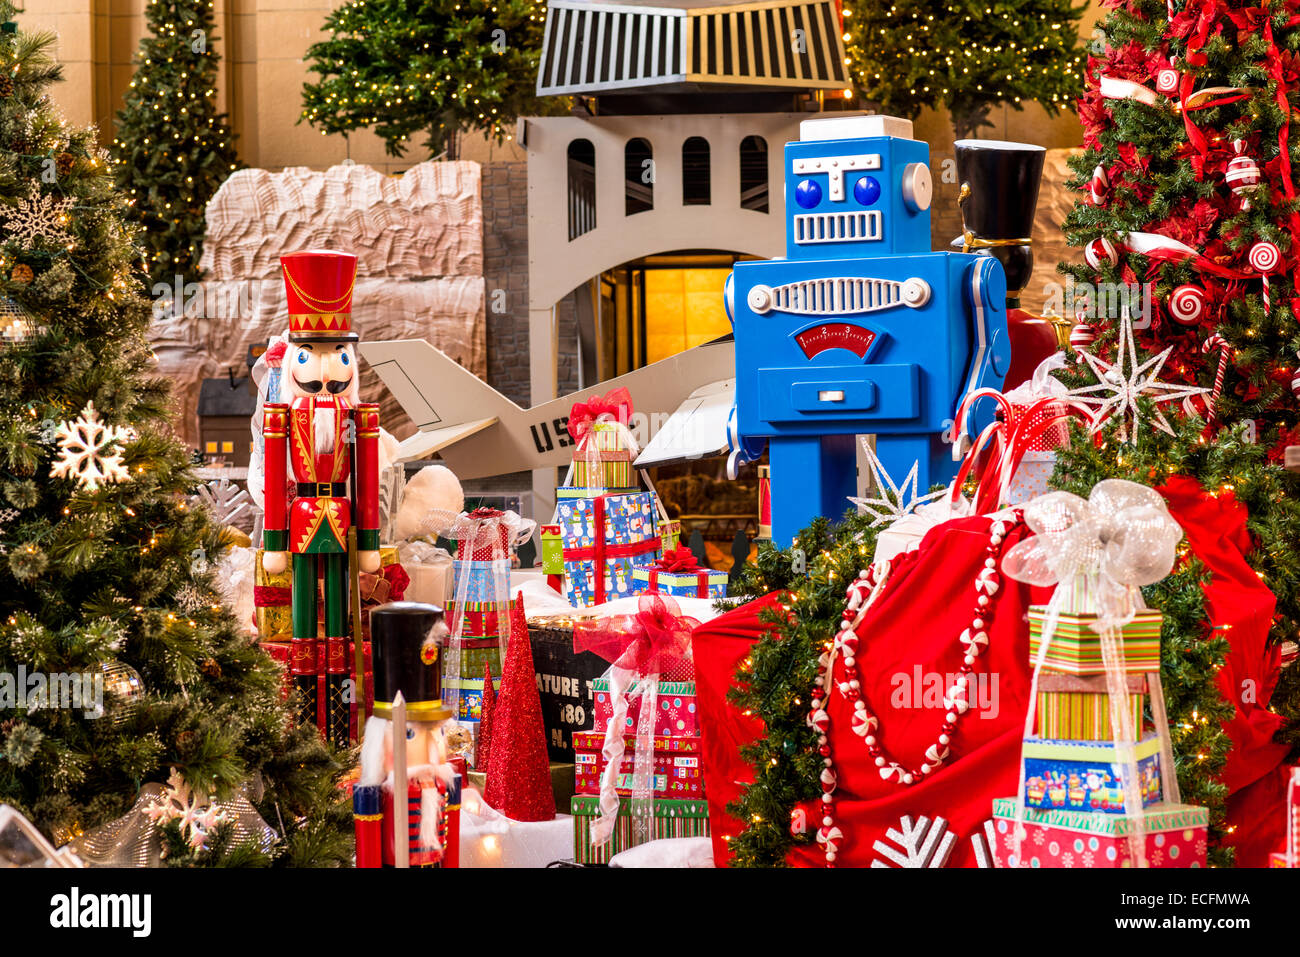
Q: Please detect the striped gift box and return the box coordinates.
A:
[1037,673,1146,740]
[574,456,634,489]
[444,600,511,639]
[1028,607,1162,675]
[570,795,710,865]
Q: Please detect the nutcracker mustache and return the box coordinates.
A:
[291,375,352,395]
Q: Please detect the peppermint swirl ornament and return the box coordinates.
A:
[1167,284,1207,325]
[1089,165,1109,205]
[1249,240,1281,273]
[1225,140,1260,209]
[1156,68,1180,94]
[1084,236,1118,270]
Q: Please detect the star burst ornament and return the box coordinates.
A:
[1068,312,1207,443]
[847,436,946,526]
[49,401,133,491]
[144,767,229,854]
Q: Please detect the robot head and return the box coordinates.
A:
[784,114,933,261]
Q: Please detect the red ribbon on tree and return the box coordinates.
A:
[566,387,634,448]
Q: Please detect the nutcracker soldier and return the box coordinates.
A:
[353,602,462,868]
[260,250,381,747]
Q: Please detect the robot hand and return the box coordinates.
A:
[359,550,381,574]
[262,551,289,575]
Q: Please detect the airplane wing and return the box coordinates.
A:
[361,337,737,480]
[633,379,737,469]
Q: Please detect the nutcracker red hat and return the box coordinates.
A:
[280,250,359,342]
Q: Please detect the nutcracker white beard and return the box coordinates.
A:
[314,406,336,455]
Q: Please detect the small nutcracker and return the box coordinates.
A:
[354,602,462,868]
[260,250,381,746]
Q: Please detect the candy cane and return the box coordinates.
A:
[1249,241,1280,315]
[1201,334,1230,425]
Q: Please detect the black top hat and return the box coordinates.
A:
[370,602,452,722]
[954,140,1046,299]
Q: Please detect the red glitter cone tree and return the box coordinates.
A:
[475,660,497,772]
[483,594,556,821]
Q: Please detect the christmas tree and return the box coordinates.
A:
[0,8,350,866]
[723,0,1300,867]
[112,0,240,289]
[843,0,1088,138]
[300,0,563,159]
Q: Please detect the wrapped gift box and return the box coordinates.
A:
[444,600,509,639]
[991,799,1207,868]
[253,549,291,641]
[449,558,512,604]
[1022,733,1162,814]
[455,510,517,562]
[572,731,703,799]
[571,795,710,865]
[1007,454,1054,505]
[592,678,700,738]
[660,518,682,553]
[1028,607,1163,674]
[397,541,454,607]
[445,675,502,722]
[633,564,728,600]
[540,524,564,575]
[1037,673,1146,741]
[556,489,662,606]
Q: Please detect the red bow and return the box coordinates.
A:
[573,594,698,676]
[466,506,504,520]
[567,387,634,446]
[655,545,699,573]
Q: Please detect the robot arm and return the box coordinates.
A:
[953,256,1011,455]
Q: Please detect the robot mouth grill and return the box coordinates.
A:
[793,210,883,244]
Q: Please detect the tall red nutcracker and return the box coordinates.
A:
[261,250,381,747]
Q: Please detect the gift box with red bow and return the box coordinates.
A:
[568,388,638,490]
[556,489,662,606]
[572,731,704,799]
[632,545,727,600]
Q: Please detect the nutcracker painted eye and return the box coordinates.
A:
[297,351,308,364]
[406,727,416,740]
[340,352,350,366]
[853,175,881,206]
[794,178,822,209]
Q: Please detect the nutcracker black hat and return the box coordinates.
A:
[370,602,452,722]
[954,140,1046,302]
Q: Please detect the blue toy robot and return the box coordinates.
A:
[726,114,1011,546]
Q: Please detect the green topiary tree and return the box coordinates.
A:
[843,0,1089,139]
[0,6,350,866]
[112,0,240,289]
[300,0,563,158]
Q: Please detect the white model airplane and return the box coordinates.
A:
[359,336,740,479]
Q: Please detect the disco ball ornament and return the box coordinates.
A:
[100,660,145,725]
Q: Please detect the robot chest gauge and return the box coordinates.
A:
[793,322,879,360]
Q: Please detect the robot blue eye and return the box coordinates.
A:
[853,175,881,206]
[794,178,822,209]
[297,351,307,365]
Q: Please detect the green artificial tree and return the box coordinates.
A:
[112,0,240,289]
[300,0,564,158]
[843,0,1088,138]
[0,9,351,866]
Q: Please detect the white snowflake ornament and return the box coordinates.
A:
[145,767,229,854]
[50,401,132,491]
[847,436,946,526]
[0,507,17,555]
[1066,311,1207,443]
[0,185,74,251]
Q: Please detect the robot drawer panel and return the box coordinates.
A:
[759,364,918,422]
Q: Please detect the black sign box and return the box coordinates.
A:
[528,624,610,762]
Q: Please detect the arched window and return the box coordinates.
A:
[625,138,653,215]
[682,136,711,206]
[567,138,596,240]
[739,135,768,212]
